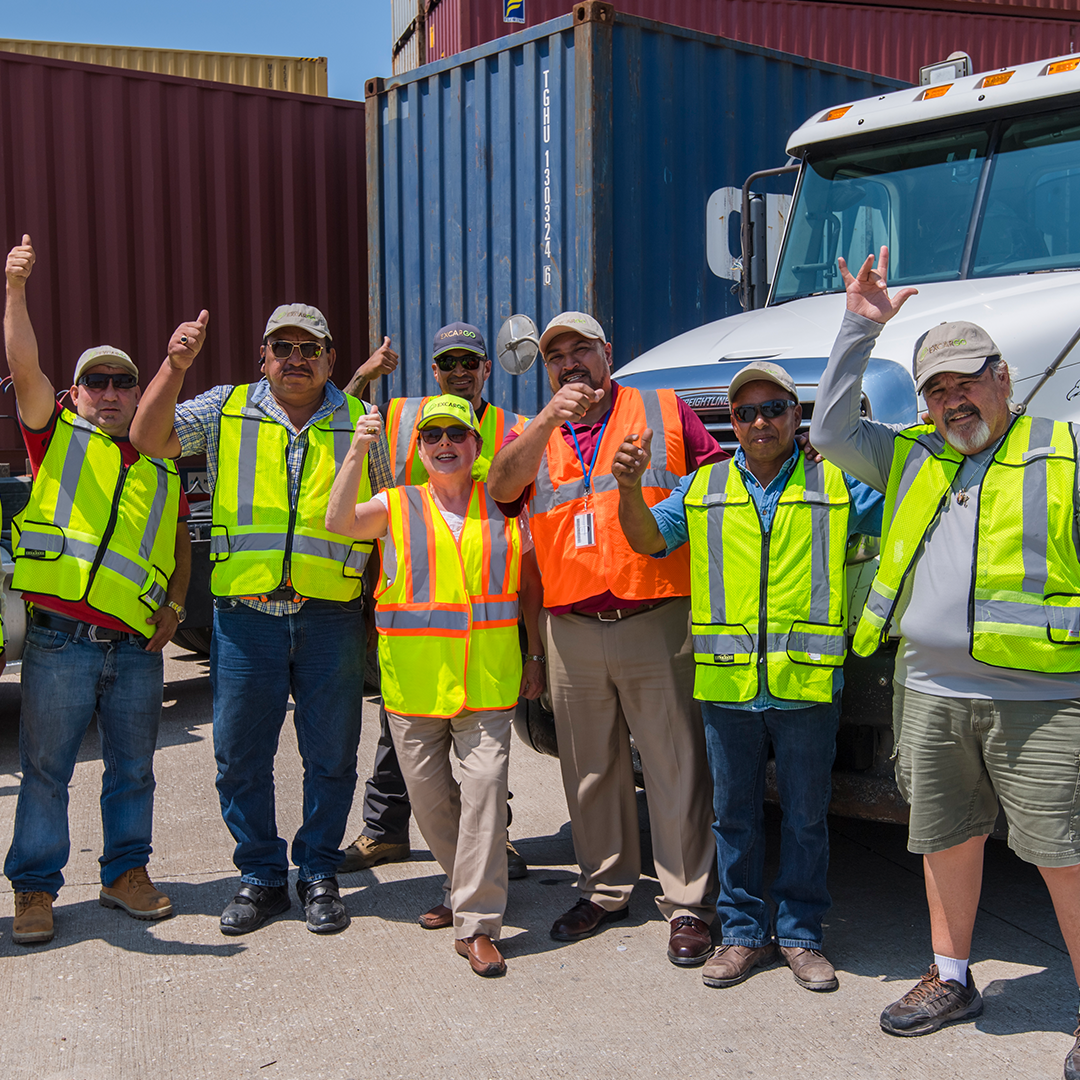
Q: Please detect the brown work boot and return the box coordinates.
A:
[701,943,777,988]
[99,866,173,920]
[13,891,54,944]
[338,835,411,874]
[779,945,839,991]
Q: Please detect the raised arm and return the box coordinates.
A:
[325,412,391,540]
[4,235,58,430]
[130,310,209,459]
[487,383,604,501]
[612,429,667,555]
[342,336,399,399]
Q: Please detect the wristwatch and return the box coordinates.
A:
[166,601,187,623]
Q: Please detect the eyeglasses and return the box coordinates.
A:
[435,355,483,372]
[731,398,797,424]
[419,425,473,444]
[77,372,138,391]
[267,340,324,360]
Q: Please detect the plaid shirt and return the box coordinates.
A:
[174,379,394,616]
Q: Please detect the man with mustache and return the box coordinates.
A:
[810,247,1080,1079]
[488,311,725,965]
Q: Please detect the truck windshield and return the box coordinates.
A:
[773,128,989,302]
[772,107,1080,303]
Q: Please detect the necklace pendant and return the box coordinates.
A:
[956,488,969,507]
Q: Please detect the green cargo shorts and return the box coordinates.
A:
[892,682,1080,867]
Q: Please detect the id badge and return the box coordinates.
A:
[574,510,596,548]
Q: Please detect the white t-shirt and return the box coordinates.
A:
[373,489,533,586]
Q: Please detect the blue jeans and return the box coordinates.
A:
[4,624,163,895]
[211,599,365,886]
[701,698,839,949]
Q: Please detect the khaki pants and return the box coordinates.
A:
[543,598,715,922]
[387,707,511,940]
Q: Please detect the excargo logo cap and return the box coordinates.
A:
[539,311,607,356]
[264,303,331,342]
[417,393,482,435]
[913,320,1000,394]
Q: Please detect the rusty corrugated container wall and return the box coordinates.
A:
[0,39,328,96]
[0,50,366,471]
[366,3,903,416]
[403,0,1079,82]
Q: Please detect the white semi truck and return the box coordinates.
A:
[608,51,1080,822]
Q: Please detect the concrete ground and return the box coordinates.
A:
[0,645,1074,1080]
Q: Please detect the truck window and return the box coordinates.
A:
[971,108,1080,277]
[773,128,989,303]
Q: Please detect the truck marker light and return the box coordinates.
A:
[920,84,952,100]
[1047,59,1080,76]
[978,71,1014,88]
[820,106,852,122]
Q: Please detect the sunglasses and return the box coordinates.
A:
[267,340,324,360]
[77,372,138,391]
[435,355,483,372]
[419,425,473,444]
[731,398,797,423]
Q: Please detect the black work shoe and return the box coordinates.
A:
[1065,1026,1080,1080]
[296,876,349,934]
[879,964,983,1036]
[219,884,290,936]
[506,838,528,880]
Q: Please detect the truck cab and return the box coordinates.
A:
[614,52,1080,822]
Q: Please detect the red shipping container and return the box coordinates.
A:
[0,50,368,472]
[408,0,1078,83]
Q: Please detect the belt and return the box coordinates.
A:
[32,609,146,644]
[588,598,673,622]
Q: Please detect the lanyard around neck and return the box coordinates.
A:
[566,411,611,496]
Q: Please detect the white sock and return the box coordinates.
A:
[934,953,969,985]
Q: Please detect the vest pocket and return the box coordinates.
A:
[138,566,170,611]
[692,622,753,666]
[786,620,846,667]
[15,521,65,561]
[1046,594,1080,644]
[209,525,232,562]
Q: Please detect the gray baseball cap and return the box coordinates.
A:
[539,311,607,356]
[913,321,1000,393]
[727,360,798,403]
[73,346,139,384]
[264,303,331,342]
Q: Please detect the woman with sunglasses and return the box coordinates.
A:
[327,393,544,977]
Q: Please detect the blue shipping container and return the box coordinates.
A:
[365,0,904,415]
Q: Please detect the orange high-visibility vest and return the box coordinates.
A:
[375,482,523,717]
[528,386,691,608]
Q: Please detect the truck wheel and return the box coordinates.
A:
[174,627,213,655]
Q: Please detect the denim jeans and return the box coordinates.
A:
[701,698,839,948]
[4,623,163,895]
[211,599,365,886]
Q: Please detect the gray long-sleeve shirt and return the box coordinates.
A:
[810,310,1078,700]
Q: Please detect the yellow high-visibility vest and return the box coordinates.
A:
[853,416,1080,671]
[14,409,179,633]
[686,453,850,703]
[209,384,373,600]
[376,482,523,717]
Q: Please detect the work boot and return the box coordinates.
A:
[879,965,983,1036]
[701,943,777,988]
[1065,1026,1080,1080]
[13,891,54,944]
[338,835,410,874]
[99,866,173,920]
[779,945,839,991]
[507,838,528,880]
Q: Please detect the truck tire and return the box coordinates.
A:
[174,626,213,656]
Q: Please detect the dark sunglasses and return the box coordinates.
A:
[435,355,483,372]
[731,398,797,423]
[420,425,473,444]
[78,372,138,391]
[267,340,324,360]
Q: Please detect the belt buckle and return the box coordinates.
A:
[86,624,105,643]
[596,610,621,622]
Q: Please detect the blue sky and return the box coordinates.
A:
[1,1,392,100]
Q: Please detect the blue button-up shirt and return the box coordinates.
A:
[649,444,884,710]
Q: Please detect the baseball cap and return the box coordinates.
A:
[264,303,331,342]
[73,346,139,384]
[913,321,1000,394]
[727,360,798,403]
[432,322,487,359]
[538,311,607,356]
[416,394,482,435]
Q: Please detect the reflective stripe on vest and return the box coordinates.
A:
[13,409,179,632]
[528,386,692,607]
[852,416,1080,672]
[375,482,523,717]
[387,396,528,485]
[686,454,849,704]
[209,384,373,600]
